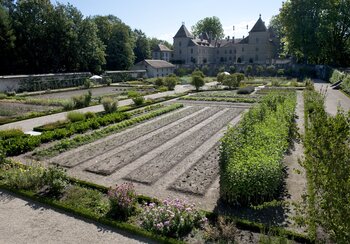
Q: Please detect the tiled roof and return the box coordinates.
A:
[174,24,193,38]
[143,60,175,68]
[250,17,267,32]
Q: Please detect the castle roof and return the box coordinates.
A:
[143,59,175,69]
[250,16,267,33]
[174,24,193,38]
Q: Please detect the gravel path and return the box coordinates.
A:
[314,80,350,115]
[0,190,153,244]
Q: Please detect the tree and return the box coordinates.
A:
[0,4,15,74]
[148,37,173,52]
[191,16,224,40]
[279,0,350,66]
[164,75,178,90]
[245,65,253,77]
[133,29,150,63]
[222,74,238,89]
[191,75,204,91]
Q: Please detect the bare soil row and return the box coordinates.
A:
[51,106,203,168]
[85,107,222,175]
[169,143,220,195]
[125,108,243,185]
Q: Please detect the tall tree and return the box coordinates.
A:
[191,16,224,40]
[148,37,173,51]
[93,15,134,70]
[279,0,350,66]
[133,29,150,63]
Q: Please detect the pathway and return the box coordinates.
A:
[0,84,193,132]
[314,80,350,115]
[0,189,153,244]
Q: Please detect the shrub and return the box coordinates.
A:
[127,90,140,98]
[5,90,16,97]
[271,79,282,87]
[201,65,209,76]
[220,92,296,205]
[72,91,92,109]
[277,69,285,77]
[67,111,85,122]
[340,74,350,95]
[237,86,255,94]
[84,79,92,89]
[222,74,238,89]
[192,69,205,78]
[62,100,75,111]
[61,185,110,217]
[132,96,145,106]
[42,166,68,195]
[105,78,112,86]
[191,75,205,91]
[217,72,229,83]
[157,86,168,92]
[0,129,25,140]
[234,73,245,83]
[154,78,164,87]
[256,65,265,76]
[85,111,96,119]
[229,66,236,74]
[108,183,137,220]
[329,69,345,84]
[245,65,253,77]
[102,97,118,113]
[266,65,276,76]
[164,76,178,90]
[140,198,207,237]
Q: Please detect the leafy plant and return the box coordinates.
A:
[127,90,140,98]
[132,96,145,106]
[237,86,255,94]
[71,90,92,108]
[108,183,137,220]
[191,75,205,91]
[67,111,86,122]
[61,185,110,217]
[140,198,207,237]
[101,97,118,113]
[164,75,178,90]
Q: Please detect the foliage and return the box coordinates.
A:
[229,66,236,74]
[67,111,85,122]
[266,65,276,76]
[256,66,265,76]
[329,69,345,84]
[108,183,137,220]
[2,163,67,195]
[191,69,205,78]
[245,65,253,77]
[304,90,350,242]
[205,216,238,243]
[154,78,163,87]
[222,74,239,89]
[61,185,110,218]
[133,29,151,63]
[101,97,118,113]
[279,0,350,66]
[237,86,255,94]
[191,16,224,40]
[181,96,257,103]
[341,74,350,95]
[216,72,228,83]
[0,129,24,140]
[277,69,285,77]
[164,75,178,90]
[84,79,92,89]
[127,90,140,98]
[174,67,191,77]
[71,91,92,109]
[220,92,296,205]
[140,198,207,237]
[132,96,145,106]
[191,75,205,91]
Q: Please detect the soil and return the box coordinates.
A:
[0,101,57,118]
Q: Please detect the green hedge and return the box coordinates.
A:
[220,92,296,205]
[180,96,257,103]
[304,90,350,242]
[329,69,345,84]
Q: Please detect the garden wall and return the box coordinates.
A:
[0,72,91,93]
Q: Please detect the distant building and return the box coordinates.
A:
[152,44,173,62]
[172,15,278,65]
[132,59,175,78]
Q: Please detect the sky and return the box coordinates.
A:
[51,0,284,43]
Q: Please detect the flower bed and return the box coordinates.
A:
[180,96,258,103]
[220,92,296,205]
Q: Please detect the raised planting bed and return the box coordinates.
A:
[179,96,258,103]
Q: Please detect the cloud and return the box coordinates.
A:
[223,20,256,39]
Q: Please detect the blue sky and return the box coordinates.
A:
[52,0,283,43]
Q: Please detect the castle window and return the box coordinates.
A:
[179,50,182,54]
[255,55,259,61]
[242,47,244,52]
[229,57,232,61]
[229,50,232,54]
[224,50,227,54]
[256,38,259,43]
[217,50,219,54]
[256,47,259,52]
[191,48,193,54]
[179,41,182,47]
[234,49,236,53]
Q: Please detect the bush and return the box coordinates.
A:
[329,69,345,84]
[266,65,276,76]
[217,72,229,83]
[61,185,110,217]
[72,91,92,109]
[157,86,168,92]
[191,75,205,91]
[127,90,140,98]
[154,78,164,87]
[341,74,350,95]
[0,129,25,140]
[85,111,96,119]
[229,66,236,74]
[140,198,207,237]
[84,79,92,89]
[108,183,137,220]
[222,74,239,89]
[256,65,265,76]
[237,86,255,94]
[277,69,285,77]
[220,92,296,205]
[132,96,145,106]
[234,73,245,83]
[102,97,118,113]
[42,166,68,195]
[192,69,205,78]
[164,76,178,90]
[67,111,85,122]
[245,65,253,77]
[5,90,16,97]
